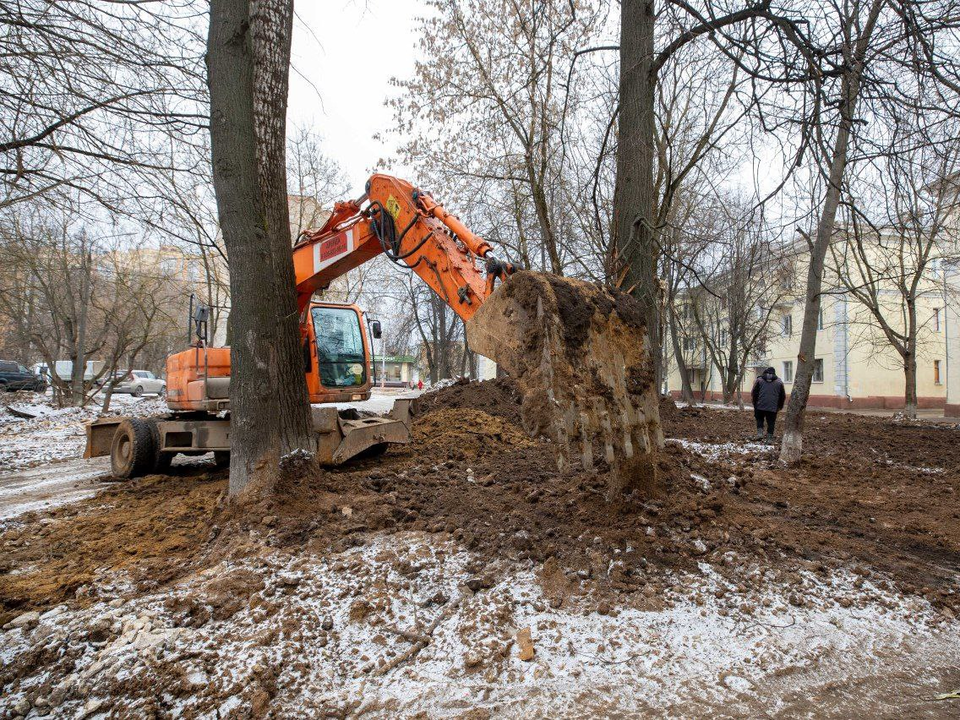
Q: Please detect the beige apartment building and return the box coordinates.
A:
[946,261,960,416]
[667,235,955,411]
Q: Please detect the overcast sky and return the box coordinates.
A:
[287,1,419,198]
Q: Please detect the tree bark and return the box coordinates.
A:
[206,0,314,496]
[610,0,662,434]
[779,0,882,464]
[612,0,658,329]
[904,301,918,419]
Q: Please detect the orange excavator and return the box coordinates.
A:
[85,174,517,478]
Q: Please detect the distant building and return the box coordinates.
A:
[667,228,956,410]
[371,355,417,387]
[946,260,960,416]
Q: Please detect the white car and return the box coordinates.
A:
[112,370,166,397]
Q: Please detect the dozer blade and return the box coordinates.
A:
[311,399,416,466]
[466,271,663,494]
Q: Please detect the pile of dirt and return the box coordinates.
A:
[663,406,960,610]
[417,376,523,425]
[657,395,681,424]
[0,467,224,622]
[2,381,959,627]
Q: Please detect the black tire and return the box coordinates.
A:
[144,418,173,474]
[213,451,230,469]
[132,385,144,398]
[110,418,157,479]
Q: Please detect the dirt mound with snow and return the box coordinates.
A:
[3,382,960,716]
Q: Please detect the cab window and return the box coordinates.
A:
[311,306,366,387]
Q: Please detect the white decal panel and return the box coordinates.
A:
[313,227,355,274]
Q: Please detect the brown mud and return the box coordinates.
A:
[2,382,959,626]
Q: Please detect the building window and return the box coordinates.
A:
[782,315,793,336]
[187,261,202,283]
[813,358,824,383]
[782,361,794,383]
[683,337,696,353]
[719,329,728,347]
[934,308,941,332]
[818,308,824,331]
[934,360,942,385]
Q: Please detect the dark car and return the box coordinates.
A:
[0,360,46,392]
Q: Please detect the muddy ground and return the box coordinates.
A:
[1,381,959,717]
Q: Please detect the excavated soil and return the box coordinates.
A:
[2,383,958,628]
[466,273,662,497]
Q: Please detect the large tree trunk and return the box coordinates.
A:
[612,1,657,324]
[207,0,314,496]
[903,353,918,419]
[904,303,918,419]
[779,0,882,464]
[610,0,662,428]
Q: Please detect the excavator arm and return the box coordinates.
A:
[291,174,515,320]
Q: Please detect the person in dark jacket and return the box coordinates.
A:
[751,366,786,442]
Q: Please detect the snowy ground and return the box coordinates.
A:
[329,387,422,416]
[0,393,167,473]
[2,531,957,718]
[2,392,958,716]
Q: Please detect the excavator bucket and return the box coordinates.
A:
[465,271,663,495]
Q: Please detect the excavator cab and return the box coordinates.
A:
[304,302,374,403]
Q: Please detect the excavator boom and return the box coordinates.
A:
[291,174,514,320]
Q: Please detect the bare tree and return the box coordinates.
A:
[405,275,464,384]
[206,0,314,495]
[389,0,607,275]
[0,208,175,407]
[0,0,206,211]
[828,127,960,418]
[684,198,790,405]
[286,126,350,239]
[780,0,960,463]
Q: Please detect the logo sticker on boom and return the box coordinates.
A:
[313,228,354,273]
[320,234,348,261]
[386,195,402,223]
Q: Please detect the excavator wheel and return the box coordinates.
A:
[110,418,157,479]
[144,418,173,474]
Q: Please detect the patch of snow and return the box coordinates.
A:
[326,387,422,416]
[667,438,771,461]
[2,531,957,717]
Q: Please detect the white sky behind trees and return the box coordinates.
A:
[288,0,419,197]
